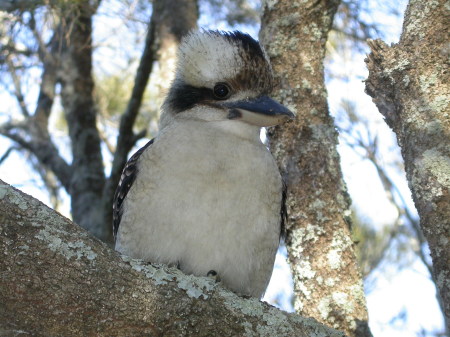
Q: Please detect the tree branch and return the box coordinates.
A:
[365,0,450,329]
[0,121,32,149]
[28,12,53,65]
[55,2,108,241]
[99,15,157,245]
[0,146,19,164]
[106,15,156,203]
[5,55,30,117]
[0,180,345,337]
[260,1,372,336]
[0,121,72,191]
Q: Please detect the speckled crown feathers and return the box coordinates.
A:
[175,30,274,94]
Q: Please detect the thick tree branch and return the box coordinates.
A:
[260,1,371,336]
[0,180,345,337]
[365,0,450,330]
[56,1,107,241]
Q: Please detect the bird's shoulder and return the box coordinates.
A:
[113,139,154,241]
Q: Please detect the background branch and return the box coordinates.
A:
[102,0,199,241]
[106,15,157,207]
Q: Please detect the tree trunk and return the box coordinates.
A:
[365,0,450,330]
[260,1,371,336]
[0,180,345,337]
[58,1,107,242]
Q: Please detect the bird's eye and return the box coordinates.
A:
[213,83,231,100]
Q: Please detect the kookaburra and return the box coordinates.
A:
[113,30,294,298]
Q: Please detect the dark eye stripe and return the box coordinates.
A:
[166,81,236,113]
[165,82,213,113]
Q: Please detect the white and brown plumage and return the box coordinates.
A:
[113,30,293,298]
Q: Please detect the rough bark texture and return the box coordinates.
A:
[0,180,345,337]
[365,0,450,329]
[260,1,371,337]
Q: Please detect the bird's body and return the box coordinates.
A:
[116,118,282,297]
[114,30,293,298]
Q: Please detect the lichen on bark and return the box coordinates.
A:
[365,0,449,330]
[260,1,371,336]
[0,180,347,336]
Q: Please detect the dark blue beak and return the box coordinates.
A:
[222,96,295,127]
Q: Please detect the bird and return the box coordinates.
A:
[113,30,294,299]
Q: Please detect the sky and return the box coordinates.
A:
[0,1,446,336]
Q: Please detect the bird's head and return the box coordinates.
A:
[161,30,294,128]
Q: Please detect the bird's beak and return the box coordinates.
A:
[221,96,295,127]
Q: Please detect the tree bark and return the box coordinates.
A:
[365,0,450,330]
[260,1,371,336]
[0,180,345,337]
[58,1,107,242]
